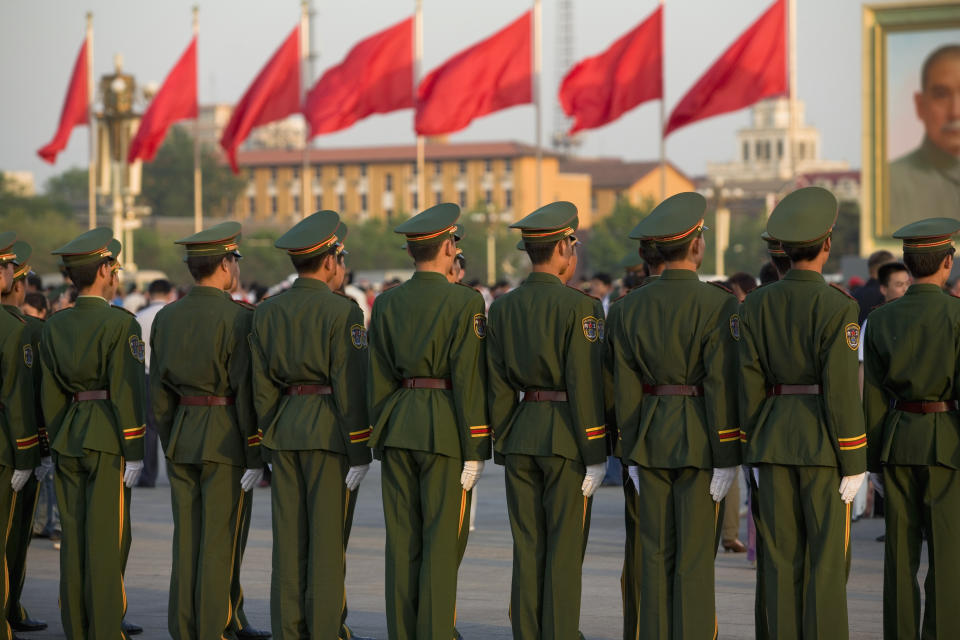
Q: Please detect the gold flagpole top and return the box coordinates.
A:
[192,6,199,34]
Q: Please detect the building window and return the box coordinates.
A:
[434,161,443,176]
[338,194,345,211]
[742,142,749,161]
[412,192,419,210]
[248,168,255,181]
[459,160,467,175]
[315,167,322,180]
[777,140,783,159]
[360,163,368,177]
[337,164,345,178]
[755,141,763,160]
[270,167,278,182]
[591,193,597,212]
[504,158,512,173]
[248,196,256,215]
[412,162,418,175]
[361,193,368,211]
[386,208,394,221]
[485,189,492,205]
[385,173,393,192]
[292,166,300,180]
[458,190,466,207]
[435,190,442,206]
[798,142,806,160]
[271,196,278,215]
[293,194,300,213]
[505,189,513,208]
[485,159,493,173]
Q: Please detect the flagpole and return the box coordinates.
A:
[300,0,311,221]
[787,0,797,178]
[86,12,96,230]
[193,6,203,232]
[533,0,543,207]
[658,0,666,200]
[415,0,425,213]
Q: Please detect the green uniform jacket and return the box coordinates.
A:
[739,270,866,476]
[367,271,489,461]
[604,296,624,459]
[611,270,740,469]
[39,297,144,461]
[150,286,261,468]
[487,272,607,466]
[863,284,960,472]
[0,309,37,470]
[249,278,372,467]
[4,306,49,458]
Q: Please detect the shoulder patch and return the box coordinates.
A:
[582,315,600,342]
[708,281,735,295]
[349,323,368,349]
[830,283,857,300]
[111,304,136,317]
[844,322,861,351]
[128,335,145,363]
[473,313,487,339]
[22,345,33,368]
[729,314,741,341]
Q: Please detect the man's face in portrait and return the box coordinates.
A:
[916,50,960,156]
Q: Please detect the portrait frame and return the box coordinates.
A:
[861,1,960,253]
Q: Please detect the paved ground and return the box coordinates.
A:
[18,464,904,639]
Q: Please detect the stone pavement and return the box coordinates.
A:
[18,464,905,639]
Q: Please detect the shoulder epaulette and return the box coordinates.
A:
[111,304,136,317]
[231,299,256,310]
[48,307,70,319]
[708,281,735,295]
[566,285,600,301]
[7,313,26,325]
[612,292,628,303]
[829,283,856,300]
[333,290,360,305]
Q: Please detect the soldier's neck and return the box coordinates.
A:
[790,260,824,274]
[663,260,698,272]
[531,263,570,285]
[1,292,24,307]
[78,281,111,300]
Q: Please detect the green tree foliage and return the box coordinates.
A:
[44,167,90,212]
[0,175,83,276]
[141,127,245,218]
[582,197,655,275]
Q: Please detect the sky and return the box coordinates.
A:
[1,0,864,192]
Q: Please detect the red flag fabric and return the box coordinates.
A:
[38,39,89,164]
[305,17,413,137]
[415,11,531,136]
[128,37,198,163]
[664,0,786,137]
[220,25,300,173]
[559,7,662,134]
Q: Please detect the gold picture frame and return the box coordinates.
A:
[861,1,960,253]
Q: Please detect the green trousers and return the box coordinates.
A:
[621,465,639,640]
[167,461,244,640]
[228,489,254,637]
[269,449,350,639]
[504,454,591,640]
[340,487,360,640]
[5,473,39,626]
[754,464,849,640]
[882,465,960,640]
[55,452,128,640]
[746,469,769,640]
[381,448,471,640]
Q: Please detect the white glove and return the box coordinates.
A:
[35,456,54,482]
[10,470,31,492]
[460,460,484,491]
[710,467,737,502]
[839,472,867,504]
[345,464,369,491]
[628,465,640,493]
[240,468,264,492]
[870,472,884,498]
[581,463,605,497]
[123,460,144,488]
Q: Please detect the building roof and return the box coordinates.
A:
[234,141,559,167]
[795,170,861,185]
[558,158,689,189]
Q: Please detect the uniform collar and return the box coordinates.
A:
[2,303,24,319]
[76,295,110,307]
[188,285,230,297]
[920,136,960,170]
[659,268,699,280]
[525,272,563,286]
[410,270,448,282]
[292,277,331,293]
[783,269,825,283]
[904,283,945,296]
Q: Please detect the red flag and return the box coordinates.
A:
[559,7,662,134]
[415,12,531,136]
[128,37,198,163]
[38,39,89,164]
[220,25,300,173]
[664,0,786,137]
[305,17,413,137]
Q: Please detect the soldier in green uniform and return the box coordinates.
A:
[40,228,144,639]
[610,193,740,639]
[484,202,605,639]
[739,187,867,640]
[1,241,51,633]
[761,231,791,277]
[249,211,373,640]
[862,217,960,639]
[149,222,263,640]
[367,203,489,640]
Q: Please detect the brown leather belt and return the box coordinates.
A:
[767,384,822,397]
[642,384,703,397]
[892,400,959,414]
[523,390,568,402]
[401,378,452,390]
[179,395,235,406]
[285,384,333,396]
[73,390,109,402]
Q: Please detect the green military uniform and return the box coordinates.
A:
[610,194,741,639]
[486,202,606,640]
[249,212,373,639]
[149,223,262,640]
[2,242,49,632]
[890,137,960,229]
[367,203,489,640]
[862,218,960,639]
[39,229,144,639]
[739,187,866,640]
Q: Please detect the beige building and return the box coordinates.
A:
[559,158,694,216]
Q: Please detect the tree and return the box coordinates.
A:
[45,167,89,212]
[582,197,655,275]
[141,127,246,217]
